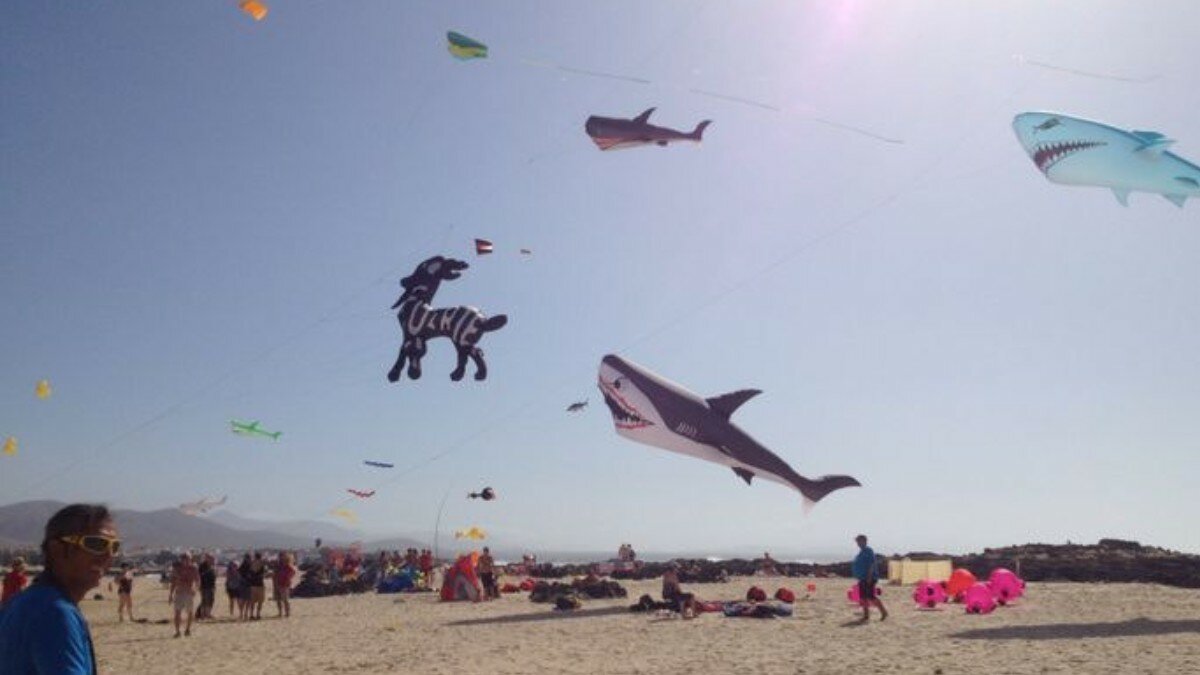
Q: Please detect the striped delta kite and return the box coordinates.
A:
[447,31,487,60]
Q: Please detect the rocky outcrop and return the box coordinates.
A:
[940,540,1200,589]
[525,540,1200,589]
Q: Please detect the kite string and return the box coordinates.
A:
[431,483,453,560]
[1014,54,1160,84]
[318,64,1049,513]
[4,223,456,504]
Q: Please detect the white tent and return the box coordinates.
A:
[886,559,952,585]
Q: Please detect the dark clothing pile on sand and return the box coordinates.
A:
[528,578,627,605]
[291,563,373,598]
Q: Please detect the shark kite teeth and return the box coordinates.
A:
[1032,140,1106,174]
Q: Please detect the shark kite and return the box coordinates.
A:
[363,460,394,468]
[179,495,227,516]
[230,419,282,440]
[468,487,495,501]
[1012,111,1200,207]
[566,400,588,412]
[347,489,376,499]
[597,355,859,506]
[584,108,711,151]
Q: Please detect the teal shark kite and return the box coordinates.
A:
[230,419,282,441]
[1013,112,1200,207]
[447,31,487,60]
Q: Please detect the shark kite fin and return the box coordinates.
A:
[1164,194,1188,208]
[732,467,755,485]
[1132,131,1175,154]
[633,108,655,124]
[1175,176,1199,189]
[706,389,761,420]
[1112,188,1131,206]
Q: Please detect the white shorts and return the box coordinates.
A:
[173,591,195,613]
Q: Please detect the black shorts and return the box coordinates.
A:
[857,579,877,601]
[664,591,693,612]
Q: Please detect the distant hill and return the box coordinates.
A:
[206,510,360,544]
[0,501,341,551]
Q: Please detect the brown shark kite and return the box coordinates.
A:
[584,108,711,151]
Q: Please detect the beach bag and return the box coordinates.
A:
[774,587,795,603]
[746,586,767,602]
[554,594,581,611]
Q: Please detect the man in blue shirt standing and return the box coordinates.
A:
[852,533,887,623]
[0,503,119,674]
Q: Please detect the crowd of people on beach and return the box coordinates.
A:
[372,547,436,588]
[166,550,299,636]
[0,503,896,674]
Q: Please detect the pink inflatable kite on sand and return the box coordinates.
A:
[987,568,1025,605]
[946,568,977,601]
[912,579,948,608]
[963,583,997,614]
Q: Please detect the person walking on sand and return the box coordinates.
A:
[224,559,242,618]
[419,548,434,590]
[169,552,200,637]
[197,553,216,620]
[852,534,887,623]
[110,562,135,622]
[238,553,254,620]
[0,503,119,673]
[2,556,29,606]
[247,552,267,620]
[273,552,296,618]
[477,547,499,600]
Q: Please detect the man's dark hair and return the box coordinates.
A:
[41,503,112,571]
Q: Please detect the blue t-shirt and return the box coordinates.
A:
[851,546,877,581]
[0,582,96,675]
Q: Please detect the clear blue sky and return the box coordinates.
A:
[3,1,1199,559]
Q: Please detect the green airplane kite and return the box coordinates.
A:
[230,419,282,440]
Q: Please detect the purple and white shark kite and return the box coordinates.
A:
[585,108,711,151]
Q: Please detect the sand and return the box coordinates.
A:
[82,575,1200,674]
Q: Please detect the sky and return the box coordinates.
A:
[3,1,1199,561]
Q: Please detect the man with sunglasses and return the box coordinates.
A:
[0,503,118,674]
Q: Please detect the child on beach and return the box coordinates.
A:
[109,562,135,621]
[1,557,28,606]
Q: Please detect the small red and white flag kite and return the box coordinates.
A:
[474,238,494,255]
[347,489,376,499]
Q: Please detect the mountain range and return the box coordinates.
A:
[0,501,421,552]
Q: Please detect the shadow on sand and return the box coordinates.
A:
[950,618,1200,641]
[445,606,630,627]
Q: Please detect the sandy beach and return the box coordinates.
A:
[83,575,1200,674]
